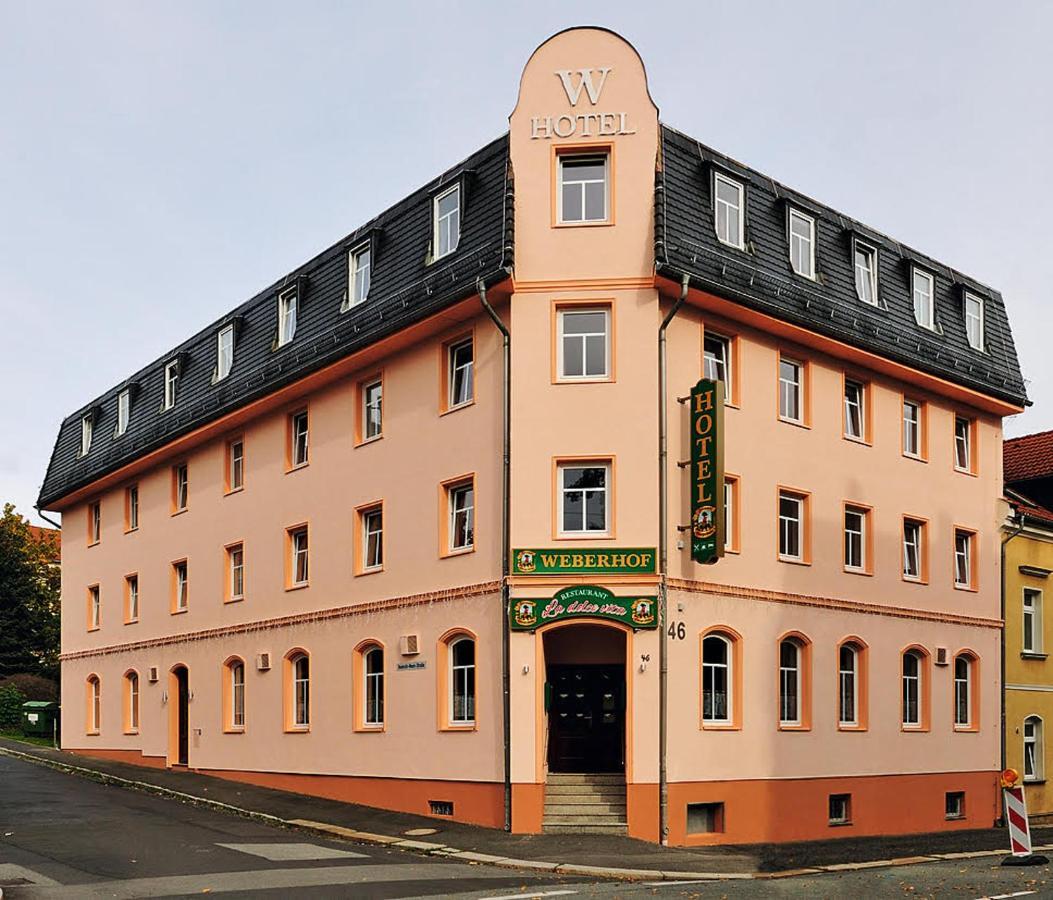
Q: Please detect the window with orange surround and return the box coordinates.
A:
[283,649,310,732]
[437,629,477,731]
[777,633,812,730]
[953,652,979,731]
[901,646,931,732]
[123,670,139,734]
[837,638,869,731]
[700,627,742,730]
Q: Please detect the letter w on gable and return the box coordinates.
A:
[556,68,611,106]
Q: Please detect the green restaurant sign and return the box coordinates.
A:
[510,585,658,631]
[690,377,725,565]
[512,547,656,576]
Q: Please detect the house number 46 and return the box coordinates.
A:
[668,621,686,640]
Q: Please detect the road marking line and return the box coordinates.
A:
[478,892,578,900]
[980,892,1038,899]
[216,842,367,861]
[642,881,717,886]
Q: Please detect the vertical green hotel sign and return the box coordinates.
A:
[690,377,725,565]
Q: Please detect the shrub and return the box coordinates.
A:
[0,673,58,701]
[0,684,26,730]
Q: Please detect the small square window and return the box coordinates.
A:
[349,245,371,307]
[945,791,965,820]
[558,153,609,224]
[558,308,610,380]
[433,185,461,259]
[829,793,852,825]
[686,802,725,835]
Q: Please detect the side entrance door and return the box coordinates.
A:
[547,664,624,773]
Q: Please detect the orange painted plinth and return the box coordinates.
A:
[70,748,168,769]
[511,782,545,833]
[667,771,999,846]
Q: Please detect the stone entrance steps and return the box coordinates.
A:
[543,773,627,834]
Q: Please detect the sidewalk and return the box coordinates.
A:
[0,736,1035,881]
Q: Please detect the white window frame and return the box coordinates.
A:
[954,656,972,727]
[229,440,244,491]
[127,574,139,621]
[216,324,234,381]
[363,508,383,571]
[349,244,371,307]
[449,636,475,725]
[838,644,858,726]
[116,390,130,437]
[433,184,461,260]
[229,544,245,600]
[829,794,851,824]
[902,650,922,727]
[363,380,383,440]
[449,482,474,552]
[128,485,139,530]
[230,661,245,728]
[80,414,93,456]
[723,478,736,551]
[89,677,100,732]
[903,399,922,458]
[127,672,139,731]
[778,491,804,562]
[448,338,474,408]
[364,646,384,727]
[558,463,610,536]
[291,411,309,467]
[163,360,179,410]
[701,634,732,724]
[844,379,865,440]
[557,153,609,224]
[903,520,923,580]
[175,463,188,511]
[779,358,804,423]
[912,268,936,330]
[954,416,972,472]
[1025,716,1044,781]
[964,291,984,351]
[174,561,188,611]
[788,209,816,279]
[778,639,801,726]
[703,331,732,396]
[89,585,100,629]
[291,529,309,586]
[954,530,973,588]
[89,501,101,544]
[1024,588,1043,654]
[277,286,297,347]
[844,506,866,572]
[557,307,610,380]
[292,654,310,727]
[853,240,878,305]
[713,172,745,249]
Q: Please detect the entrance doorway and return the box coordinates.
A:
[543,624,626,774]
[170,665,189,766]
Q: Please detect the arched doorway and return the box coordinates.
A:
[168,664,189,766]
[543,623,626,773]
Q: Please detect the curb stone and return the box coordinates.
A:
[0,744,1039,883]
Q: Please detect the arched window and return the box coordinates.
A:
[230,660,245,729]
[702,634,732,724]
[838,644,858,726]
[450,637,475,725]
[1025,716,1044,781]
[124,671,139,733]
[954,653,976,728]
[779,639,801,726]
[87,675,101,734]
[285,652,310,729]
[364,646,384,727]
[902,649,924,727]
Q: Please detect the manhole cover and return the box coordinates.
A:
[403,828,439,836]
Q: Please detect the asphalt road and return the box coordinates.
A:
[2,752,1053,898]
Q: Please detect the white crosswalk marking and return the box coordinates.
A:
[216,842,366,861]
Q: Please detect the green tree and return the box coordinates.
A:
[0,504,60,680]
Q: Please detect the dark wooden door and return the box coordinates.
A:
[547,664,624,773]
[176,668,189,766]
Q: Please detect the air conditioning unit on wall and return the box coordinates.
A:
[256,652,271,671]
[399,634,420,656]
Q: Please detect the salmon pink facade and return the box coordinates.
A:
[44,27,1027,846]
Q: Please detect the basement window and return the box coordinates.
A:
[946,791,965,820]
[428,800,454,816]
[829,793,852,825]
[686,802,725,834]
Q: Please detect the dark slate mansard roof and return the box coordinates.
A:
[656,125,1027,409]
[38,134,513,509]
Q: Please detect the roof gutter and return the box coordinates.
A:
[33,506,62,531]
[658,272,690,845]
[477,272,512,832]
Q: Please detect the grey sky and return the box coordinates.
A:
[2,1,1050,525]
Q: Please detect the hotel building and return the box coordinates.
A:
[41,27,1027,845]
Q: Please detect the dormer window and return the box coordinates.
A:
[964,291,985,351]
[80,414,93,456]
[277,285,298,347]
[433,184,461,260]
[853,241,878,306]
[788,209,816,279]
[216,324,234,380]
[912,267,936,330]
[115,390,130,437]
[348,244,371,307]
[713,172,745,249]
[163,360,179,410]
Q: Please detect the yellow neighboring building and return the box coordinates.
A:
[1005,431,1053,816]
